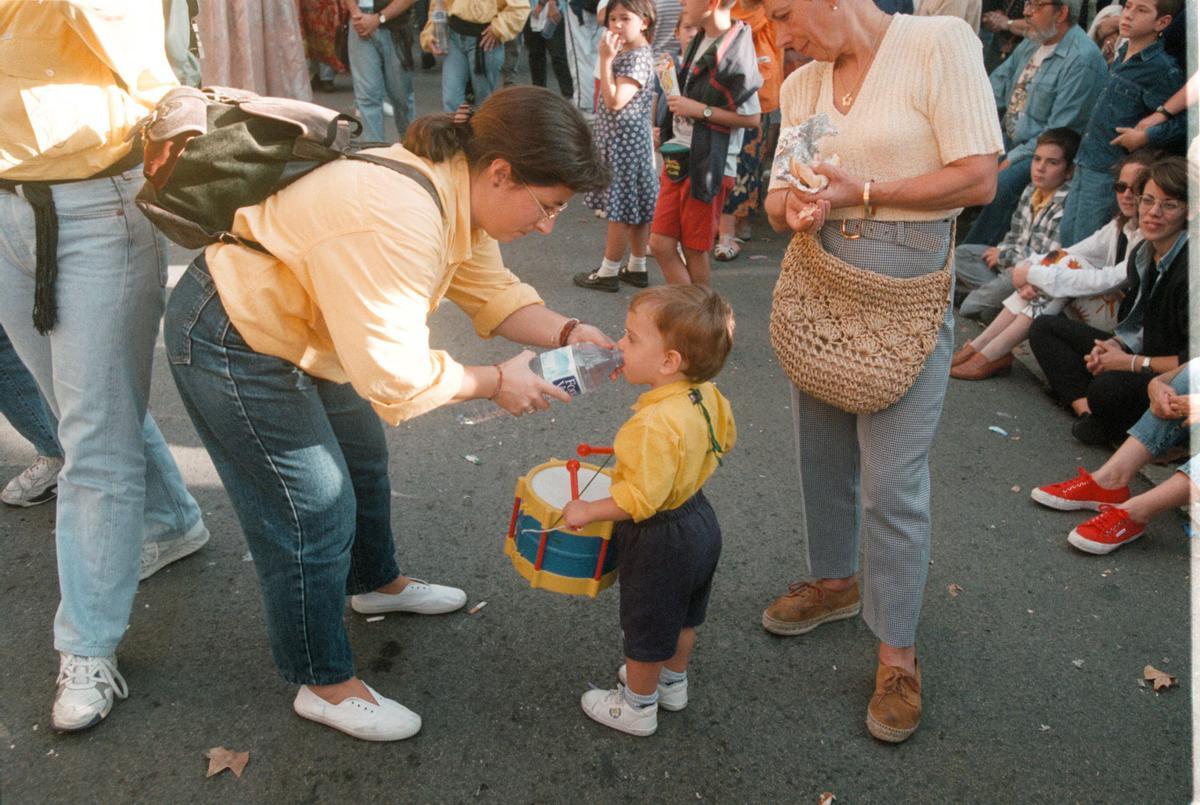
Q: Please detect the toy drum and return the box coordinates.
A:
[504,457,617,598]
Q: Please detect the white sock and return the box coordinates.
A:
[627,255,647,273]
[595,258,622,278]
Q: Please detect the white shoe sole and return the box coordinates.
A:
[293,688,421,741]
[51,702,110,733]
[761,602,861,636]
[580,698,657,736]
[1067,529,1140,555]
[1030,488,1107,511]
[140,522,210,580]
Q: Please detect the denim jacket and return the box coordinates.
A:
[1075,40,1185,172]
[989,26,1107,165]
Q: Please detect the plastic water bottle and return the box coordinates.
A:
[455,344,623,425]
[431,0,450,53]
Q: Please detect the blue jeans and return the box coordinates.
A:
[441,29,505,112]
[1128,366,1193,457]
[0,323,60,458]
[963,156,1032,247]
[1058,166,1116,248]
[0,168,202,657]
[165,257,401,684]
[348,25,415,142]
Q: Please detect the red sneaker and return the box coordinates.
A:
[1031,467,1131,511]
[1068,506,1145,555]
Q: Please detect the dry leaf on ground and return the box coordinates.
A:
[205,746,250,778]
[1143,665,1177,691]
[818,794,836,805]
[948,584,963,597]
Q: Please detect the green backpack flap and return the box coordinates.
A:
[136,86,442,251]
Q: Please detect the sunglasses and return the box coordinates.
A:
[1113,181,1137,194]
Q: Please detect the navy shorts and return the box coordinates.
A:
[615,490,722,663]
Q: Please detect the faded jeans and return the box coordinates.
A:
[348,25,415,142]
[0,168,202,657]
[441,28,506,111]
[0,323,61,458]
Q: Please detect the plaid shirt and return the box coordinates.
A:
[996,184,1069,269]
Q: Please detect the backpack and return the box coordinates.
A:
[135,86,442,251]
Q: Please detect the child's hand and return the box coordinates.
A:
[982,247,1001,270]
[599,30,621,62]
[562,499,593,530]
[1010,260,1031,288]
[652,127,661,148]
[665,94,705,119]
[1017,283,1039,301]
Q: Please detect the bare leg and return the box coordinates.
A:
[1092,437,1157,489]
[1071,398,1091,416]
[977,313,1033,361]
[878,642,917,675]
[311,677,377,704]
[629,223,651,259]
[969,309,1018,354]
[625,627,697,694]
[1119,472,1197,524]
[604,221,631,264]
[683,247,711,286]
[717,212,736,240]
[651,234,691,285]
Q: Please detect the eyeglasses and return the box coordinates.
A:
[522,182,569,224]
[1113,181,1136,194]
[1137,194,1186,214]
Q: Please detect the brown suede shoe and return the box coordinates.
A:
[950,342,978,367]
[866,660,921,743]
[761,580,861,636]
[949,351,1013,381]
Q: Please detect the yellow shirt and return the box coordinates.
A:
[0,1,177,181]
[205,147,543,425]
[609,381,736,523]
[419,0,530,48]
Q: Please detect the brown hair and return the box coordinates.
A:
[604,0,657,40]
[404,86,609,192]
[630,286,735,382]
[1035,127,1081,166]
[1135,155,1189,202]
[1152,0,1180,17]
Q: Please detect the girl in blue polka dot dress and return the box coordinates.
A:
[574,0,660,293]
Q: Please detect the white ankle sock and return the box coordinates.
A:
[595,258,622,278]
[627,255,647,273]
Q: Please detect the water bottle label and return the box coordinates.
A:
[539,348,583,397]
[431,10,447,21]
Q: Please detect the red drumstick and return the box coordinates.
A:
[576,443,613,457]
[566,459,580,500]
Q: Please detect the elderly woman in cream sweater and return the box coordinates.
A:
[758,0,1001,743]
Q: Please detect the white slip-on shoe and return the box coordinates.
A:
[1,455,63,507]
[618,664,688,711]
[350,578,467,615]
[51,653,129,733]
[580,686,658,737]
[140,519,210,581]
[293,684,421,741]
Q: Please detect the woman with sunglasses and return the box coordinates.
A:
[1028,155,1190,445]
[164,87,610,741]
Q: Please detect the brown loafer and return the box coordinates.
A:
[866,660,921,743]
[950,352,1012,380]
[761,579,861,636]
[950,342,978,367]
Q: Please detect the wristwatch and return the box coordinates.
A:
[1142,356,1154,374]
[379,11,388,24]
[702,106,713,120]
[1154,104,1176,119]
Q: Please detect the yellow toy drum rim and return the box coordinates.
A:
[513,459,614,540]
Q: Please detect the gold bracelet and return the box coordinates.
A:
[558,317,580,347]
[862,179,875,219]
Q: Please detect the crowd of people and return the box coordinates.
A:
[0,0,1194,753]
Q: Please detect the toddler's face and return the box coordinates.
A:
[617,305,671,386]
[607,5,648,43]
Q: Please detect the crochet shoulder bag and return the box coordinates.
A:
[769,229,953,414]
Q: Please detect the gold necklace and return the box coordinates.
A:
[838,19,889,108]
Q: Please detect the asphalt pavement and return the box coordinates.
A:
[0,67,1191,803]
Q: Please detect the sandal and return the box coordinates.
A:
[713,236,741,262]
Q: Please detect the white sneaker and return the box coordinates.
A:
[580,686,658,736]
[293,684,421,741]
[1,455,63,507]
[140,519,210,581]
[618,664,688,711]
[350,578,467,615]
[51,653,129,733]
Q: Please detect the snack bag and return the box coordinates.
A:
[772,114,840,192]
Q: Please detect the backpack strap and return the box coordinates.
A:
[345,153,444,218]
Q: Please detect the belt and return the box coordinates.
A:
[834,218,950,253]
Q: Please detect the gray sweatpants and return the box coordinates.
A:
[789,220,954,648]
[954,243,1011,320]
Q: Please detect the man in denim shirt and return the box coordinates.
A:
[964,0,1105,245]
[1057,0,1184,246]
